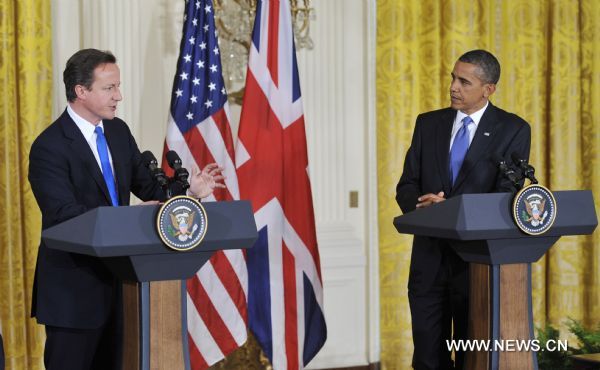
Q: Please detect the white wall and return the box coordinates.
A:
[51,0,378,367]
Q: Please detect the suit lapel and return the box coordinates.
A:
[435,109,456,195]
[452,103,500,190]
[60,110,113,205]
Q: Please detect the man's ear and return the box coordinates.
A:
[74,85,87,100]
[483,83,496,98]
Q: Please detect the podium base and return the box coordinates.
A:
[465,263,537,370]
[123,281,190,370]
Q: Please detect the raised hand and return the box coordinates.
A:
[188,163,226,199]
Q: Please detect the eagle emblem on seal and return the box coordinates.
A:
[156,196,207,251]
[512,184,557,235]
[522,194,548,227]
[169,207,199,241]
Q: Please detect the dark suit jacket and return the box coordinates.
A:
[396,102,531,292]
[0,329,4,370]
[28,109,166,329]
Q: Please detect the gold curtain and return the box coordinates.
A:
[377,0,600,369]
[0,0,53,368]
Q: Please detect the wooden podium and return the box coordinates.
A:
[394,191,597,370]
[42,201,257,370]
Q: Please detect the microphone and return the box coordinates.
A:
[141,151,169,188]
[492,153,521,190]
[166,150,190,190]
[511,152,538,184]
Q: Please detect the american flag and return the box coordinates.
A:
[163,0,247,368]
[236,1,327,369]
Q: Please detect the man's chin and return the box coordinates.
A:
[450,102,462,110]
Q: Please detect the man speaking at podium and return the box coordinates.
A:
[28,49,224,370]
[396,50,531,370]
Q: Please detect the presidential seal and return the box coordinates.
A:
[156,196,208,251]
[512,184,557,235]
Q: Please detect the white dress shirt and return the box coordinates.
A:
[67,104,115,174]
[449,101,489,151]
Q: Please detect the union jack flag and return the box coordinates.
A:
[163,0,247,368]
[236,1,327,369]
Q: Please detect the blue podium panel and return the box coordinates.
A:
[42,201,257,281]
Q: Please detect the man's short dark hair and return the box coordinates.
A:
[458,49,501,85]
[63,49,116,102]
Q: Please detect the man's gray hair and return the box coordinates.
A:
[458,49,501,84]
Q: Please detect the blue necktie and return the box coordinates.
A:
[449,116,474,185]
[95,126,119,206]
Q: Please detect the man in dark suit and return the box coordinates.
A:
[396,50,531,370]
[28,49,225,370]
[0,321,4,370]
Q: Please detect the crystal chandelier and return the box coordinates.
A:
[213,0,315,105]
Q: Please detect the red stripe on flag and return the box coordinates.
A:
[187,125,215,167]
[211,251,248,323]
[161,141,174,177]
[282,241,299,370]
[267,0,280,87]
[210,109,236,162]
[188,333,209,370]
[185,126,233,201]
[187,276,239,355]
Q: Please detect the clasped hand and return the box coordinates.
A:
[416,191,445,209]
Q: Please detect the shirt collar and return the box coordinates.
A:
[456,100,489,127]
[67,104,105,141]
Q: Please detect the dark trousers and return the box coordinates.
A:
[0,332,4,370]
[44,296,123,370]
[409,246,469,370]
